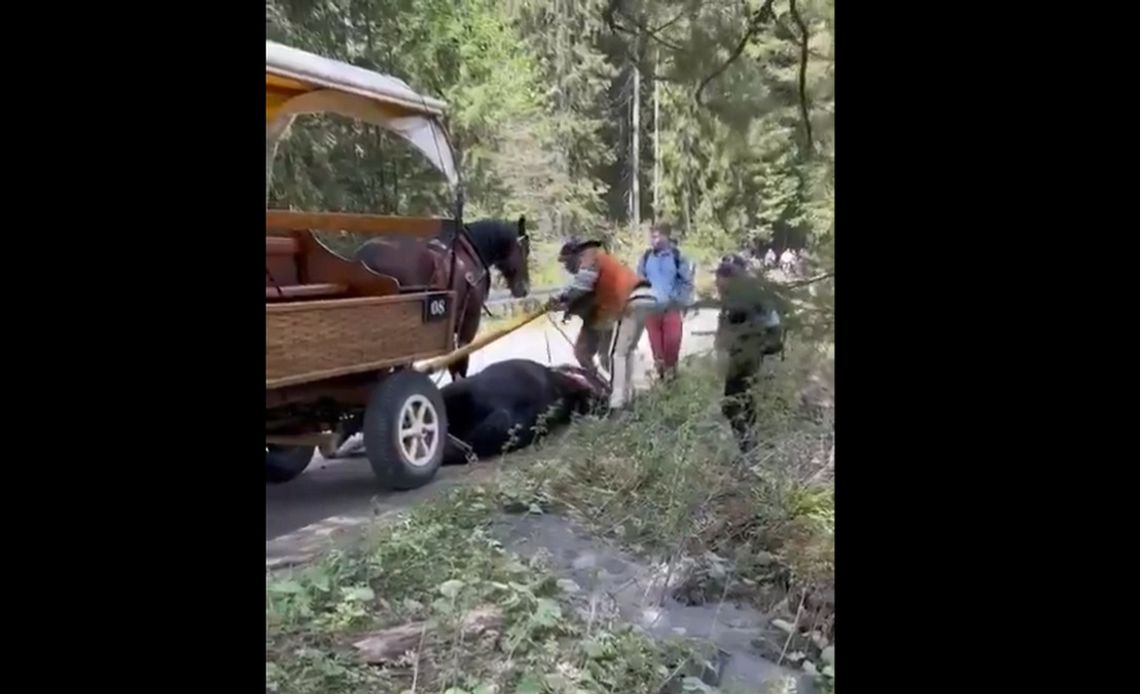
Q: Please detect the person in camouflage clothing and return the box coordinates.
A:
[714,254,784,452]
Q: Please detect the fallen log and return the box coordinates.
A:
[353,605,504,664]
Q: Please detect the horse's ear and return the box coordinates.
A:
[517,216,526,237]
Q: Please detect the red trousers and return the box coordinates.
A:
[645,310,683,372]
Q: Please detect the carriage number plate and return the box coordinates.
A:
[423,294,450,323]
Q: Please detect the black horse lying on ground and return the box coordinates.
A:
[442,359,609,463]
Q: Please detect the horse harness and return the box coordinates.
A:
[427,226,510,340]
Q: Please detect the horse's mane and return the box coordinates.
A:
[463,218,523,266]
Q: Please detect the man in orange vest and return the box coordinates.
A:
[549,239,658,411]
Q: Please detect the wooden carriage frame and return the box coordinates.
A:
[265,41,465,489]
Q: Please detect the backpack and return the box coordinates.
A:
[640,247,682,276]
[639,246,694,306]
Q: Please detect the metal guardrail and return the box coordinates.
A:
[483,287,558,318]
[485,286,558,307]
[483,267,828,313]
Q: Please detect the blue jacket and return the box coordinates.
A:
[637,245,694,309]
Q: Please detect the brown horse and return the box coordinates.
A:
[355,216,530,380]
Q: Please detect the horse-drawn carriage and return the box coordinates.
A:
[265,42,529,489]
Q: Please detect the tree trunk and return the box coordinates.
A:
[652,48,660,221]
[683,176,692,236]
[631,49,641,235]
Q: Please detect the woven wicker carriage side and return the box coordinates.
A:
[265,42,463,490]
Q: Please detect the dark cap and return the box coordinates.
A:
[715,253,749,277]
[559,238,604,257]
[558,239,580,258]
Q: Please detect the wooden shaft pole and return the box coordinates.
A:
[413,308,550,374]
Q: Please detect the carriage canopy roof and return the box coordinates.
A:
[266,41,457,185]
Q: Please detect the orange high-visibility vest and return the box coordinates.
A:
[591,252,641,323]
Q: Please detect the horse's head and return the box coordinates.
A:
[500,215,531,298]
[465,216,531,298]
[550,365,610,415]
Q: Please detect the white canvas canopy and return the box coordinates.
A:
[266,41,457,186]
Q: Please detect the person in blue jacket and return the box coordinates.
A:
[636,222,694,380]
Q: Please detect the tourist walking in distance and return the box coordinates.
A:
[637,222,694,380]
[779,248,794,274]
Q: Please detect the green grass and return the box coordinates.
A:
[502,345,834,597]
[492,344,836,689]
[528,240,569,288]
[267,486,721,694]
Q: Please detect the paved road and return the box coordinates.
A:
[266,309,720,565]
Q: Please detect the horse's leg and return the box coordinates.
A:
[448,288,482,380]
[466,408,520,457]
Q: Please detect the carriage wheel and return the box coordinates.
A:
[363,370,448,490]
[266,445,315,484]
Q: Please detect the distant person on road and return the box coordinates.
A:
[789,249,803,277]
[714,254,785,453]
[549,238,657,413]
[764,248,777,269]
[779,248,794,274]
[636,222,694,380]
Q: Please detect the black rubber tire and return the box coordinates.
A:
[363,370,448,490]
[266,445,315,483]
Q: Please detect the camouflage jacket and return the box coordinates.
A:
[715,276,782,371]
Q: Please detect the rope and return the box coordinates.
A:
[546,312,577,349]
